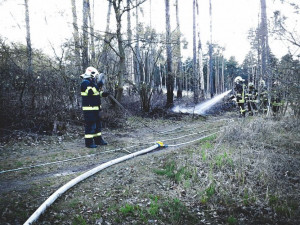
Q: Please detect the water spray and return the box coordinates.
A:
[172,90,232,115]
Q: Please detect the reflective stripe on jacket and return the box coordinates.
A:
[81,78,101,110]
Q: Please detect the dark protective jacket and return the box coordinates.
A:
[81,78,104,121]
[234,83,246,103]
[246,87,258,103]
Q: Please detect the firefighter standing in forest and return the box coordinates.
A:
[271,80,284,116]
[246,82,258,116]
[233,76,247,117]
[259,79,268,114]
[80,67,109,148]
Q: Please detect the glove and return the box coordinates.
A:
[101,92,110,97]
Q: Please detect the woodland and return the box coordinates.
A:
[0,0,300,225]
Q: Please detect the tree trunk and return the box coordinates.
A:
[24,0,33,77]
[71,0,81,72]
[192,0,199,103]
[82,0,89,69]
[111,1,125,102]
[215,55,219,94]
[101,1,112,74]
[209,0,214,97]
[135,0,142,84]
[221,55,224,92]
[175,0,182,98]
[206,59,210,97]
[196,0,204,99]
[260,0,272,115]
[165,0,173,107]
[127,0,134,83]
[24,0,35,109]
[88,0,95,64]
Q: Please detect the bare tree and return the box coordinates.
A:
[126,0,134,83]
[71,0,81,71]
[193,0,199,103]
[260,0,272,115]
[209,0,214,97]
[88,0,95,63]
[109,0,146,102]
[24,0,33,78]
[196,0,204,98]
[24,0,35,109]
[82,0,89,69]
[165,0,173,106]
[175,0,183,98]
[100,1,112,73]
[134,0,142,84]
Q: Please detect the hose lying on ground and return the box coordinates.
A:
[24,131,219,224]
[24,142,164,225]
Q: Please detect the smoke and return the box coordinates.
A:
[172,90,232,115]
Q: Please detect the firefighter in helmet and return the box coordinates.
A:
[233,76,246,117]
[271,80,284,116]
[258,79,268,114]
[80,67,109,148]
[246,82,258,116]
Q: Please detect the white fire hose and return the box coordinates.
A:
[24,131,218,224]
[24,142,164,225]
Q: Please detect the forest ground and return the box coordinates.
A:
[0,104,299,225]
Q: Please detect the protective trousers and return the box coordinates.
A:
[237,97,246,117]
[84,111,102,147]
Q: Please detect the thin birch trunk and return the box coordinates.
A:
[193,0,199,103]
[135,0,142,84]
[88,0,95,63]
[209,0,214,97]
[196,0,204,98]
[101,1,112,74]
[175,0,182,98]
[127,0,134,83]
[71,0,81,71]
[165,0,173,106]
[24,0,35,109]
[82,0,89,69]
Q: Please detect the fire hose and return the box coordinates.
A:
[23,131,219,224]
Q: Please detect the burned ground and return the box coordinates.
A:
[0,110,299,225]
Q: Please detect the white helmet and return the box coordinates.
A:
[80,66,99,79]
[248,82,254,87]
[234,76,245,83]
[259,79,265,87]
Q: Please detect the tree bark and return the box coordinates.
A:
[260,0,272,115]
[111,0,125,102]
[193,0,199,103]
[71,0,81,72]
[165,0,173,107]
[24,0,34,109]
[126,0,134,83]
[175,0,182,98]
[88,0,95,64]
[82,0,89,69]
[196,0,204,99]
[101,1,112,74]
[209,0,214,97]
[134,0,142,84]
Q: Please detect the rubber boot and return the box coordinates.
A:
[85,138,97,148]
[94,136,107,145]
